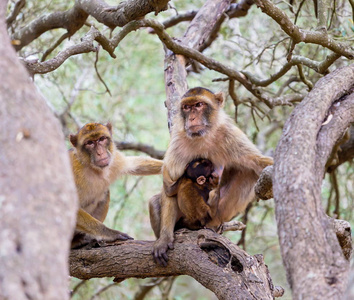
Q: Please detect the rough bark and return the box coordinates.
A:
[327,125,354,172]
[273,64,354,299]
[70,229,282,299]
[255,165,273,200]
[0,2,78,299]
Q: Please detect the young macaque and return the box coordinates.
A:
[69,122,163,249]
[175,158,220,231]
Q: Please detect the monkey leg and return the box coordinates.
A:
[151,192,180,266]
[149,193,162,238]
[71,232,100,249]
[91,191,110,222]
[73,208,133,249]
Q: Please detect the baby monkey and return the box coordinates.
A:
[175,158,221,231]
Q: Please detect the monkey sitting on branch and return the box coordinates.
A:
[149,87,273,266]
[69,122,163,249]
[174,158,221,232]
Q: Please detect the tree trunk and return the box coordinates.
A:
[164,0,232,126]
[273,64,354,299]
[0,2,78,300]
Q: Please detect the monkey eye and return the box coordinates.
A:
[85,140,94,146]
[98,136,106,142]
[182,104,191,110]
[195,102,204,108]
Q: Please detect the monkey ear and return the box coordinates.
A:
[70,134,78,147]
[106,122,113,135]
[214,92,225,108]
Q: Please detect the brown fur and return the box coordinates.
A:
[175,158,220,231]
[149,88,273,265]
[70,122,163,249]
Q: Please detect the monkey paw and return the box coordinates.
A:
[98,230,134,247]
[152,238,174,267]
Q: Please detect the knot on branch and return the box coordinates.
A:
[333,219,352,260]
[255,165,273,200]
[198,238,244,273]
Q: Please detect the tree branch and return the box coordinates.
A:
[24,26,114,76]
[69,229,283,299]
[254,0,354,59]
[12,0,170,51]
[115,141,165,160]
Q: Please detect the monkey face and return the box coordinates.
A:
[180,87,223,138]
[83,135,112,168]
[70,123,114,169]
[181,101,212,137]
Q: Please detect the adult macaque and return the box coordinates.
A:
[70,122,163,249]
[149,87,273,265]
[174,158,220,231]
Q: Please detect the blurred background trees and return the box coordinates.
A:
[4,0,354,299]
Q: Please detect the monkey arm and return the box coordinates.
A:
[227,127,273,175]
[243,154,273,175]
[115,154,163,176]
[162,166,180,197]
[152,192,180,266]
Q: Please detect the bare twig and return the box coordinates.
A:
[115,141,164,159]
[6,0,26,27]
[70,280,88,297]
[255,0,354,59]
[89,282,118,300]
[94,47,112,96]
[41,32,71,62]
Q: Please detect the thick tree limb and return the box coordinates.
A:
[157,0,254,31]
[12,3,89,51]
[69,229,283,299]
[273,64,354,299]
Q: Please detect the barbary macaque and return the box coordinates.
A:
[69,122,163,249]
[174,158,220,231]
[149,87,273,265]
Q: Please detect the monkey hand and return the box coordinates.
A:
[209,174,220,188]
[152,237,174,267]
